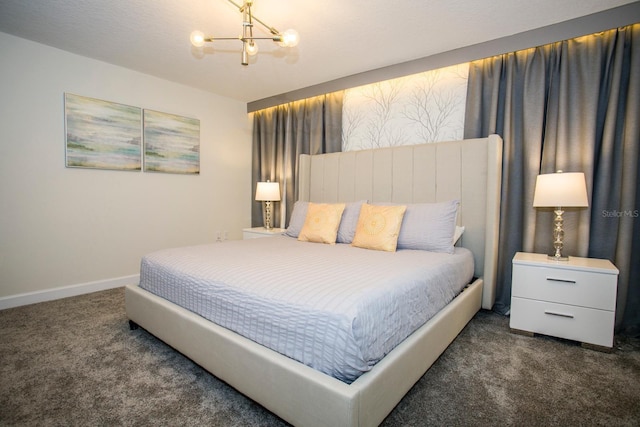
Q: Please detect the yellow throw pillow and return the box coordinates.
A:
[298,202,346,244]
[352,204,407,252]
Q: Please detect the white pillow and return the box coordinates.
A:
[453,226,465,245]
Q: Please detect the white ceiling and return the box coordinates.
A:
[0,0,636,103]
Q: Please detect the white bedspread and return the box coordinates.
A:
[139,236,474,383]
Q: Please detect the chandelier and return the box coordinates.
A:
[190,0,300,66]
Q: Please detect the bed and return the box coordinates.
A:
[125,134,503,426]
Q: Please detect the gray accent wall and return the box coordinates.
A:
[248,3,640,113]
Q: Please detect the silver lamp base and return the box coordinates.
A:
[549,207,568,261]
[263,201,273,230]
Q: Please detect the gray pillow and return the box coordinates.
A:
[285,200,366,244]
[336,200,366,244]
[377,200,460,253]
[284,201,309,238]
[399,200,459,253]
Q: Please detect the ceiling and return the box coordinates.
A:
[0,0,636,104]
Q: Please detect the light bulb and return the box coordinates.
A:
[279,29,299,47]
[246,41,259,56]
[190,30,205,47]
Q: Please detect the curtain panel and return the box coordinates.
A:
[251,92,343,229]
[464,24,640,335]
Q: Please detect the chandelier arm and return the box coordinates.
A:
[205,37,239,41]
[204,36,279,42]
[250,17,280,36]
[227,0,243,10]
[191,0,294,65]
[227,0,281,36]
[246,1,254,42]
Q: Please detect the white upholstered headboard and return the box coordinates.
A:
[298,134,503,310]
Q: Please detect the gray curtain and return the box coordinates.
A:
[464,24,640,335]
[251,92,343,229]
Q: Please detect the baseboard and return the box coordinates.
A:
[0,274,140,310]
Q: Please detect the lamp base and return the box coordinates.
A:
[549,207,568,261]
[263,201,273,230]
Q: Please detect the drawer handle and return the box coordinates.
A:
[544,310,574,319]
[546,277,576,284]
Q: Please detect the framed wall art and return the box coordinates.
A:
[143,110,200,174]
[64,93,142,171]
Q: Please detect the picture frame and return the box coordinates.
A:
[64,93,142,171]
[143,110,200,174]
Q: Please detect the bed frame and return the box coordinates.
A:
[125,134,503,426]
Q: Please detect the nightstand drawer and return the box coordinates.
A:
[512,264,617,311]
[510,297,615,348]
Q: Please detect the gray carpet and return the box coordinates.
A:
[1,288,639,426]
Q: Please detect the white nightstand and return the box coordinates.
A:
[242,227,286,239]
[510,252,619,350]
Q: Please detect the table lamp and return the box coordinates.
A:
[255,181,281,230]
[533,171,589,261]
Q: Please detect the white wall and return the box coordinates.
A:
[0,32,252,304]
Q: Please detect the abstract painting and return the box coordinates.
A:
[143,110,200,174]
[65,93,142,171]
[342,63,469,151]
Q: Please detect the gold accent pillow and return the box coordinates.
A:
[298,202,346,244]
[351,204,407,252]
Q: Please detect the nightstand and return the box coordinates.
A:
[242,227,286,239]
[510,252,619,350]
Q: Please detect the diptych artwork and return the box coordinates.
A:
[143,110,200,174]
[64,93,200,174]
[65,93,142,171]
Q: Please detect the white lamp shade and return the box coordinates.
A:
[533,172,589,207]
[255,181,281,201]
